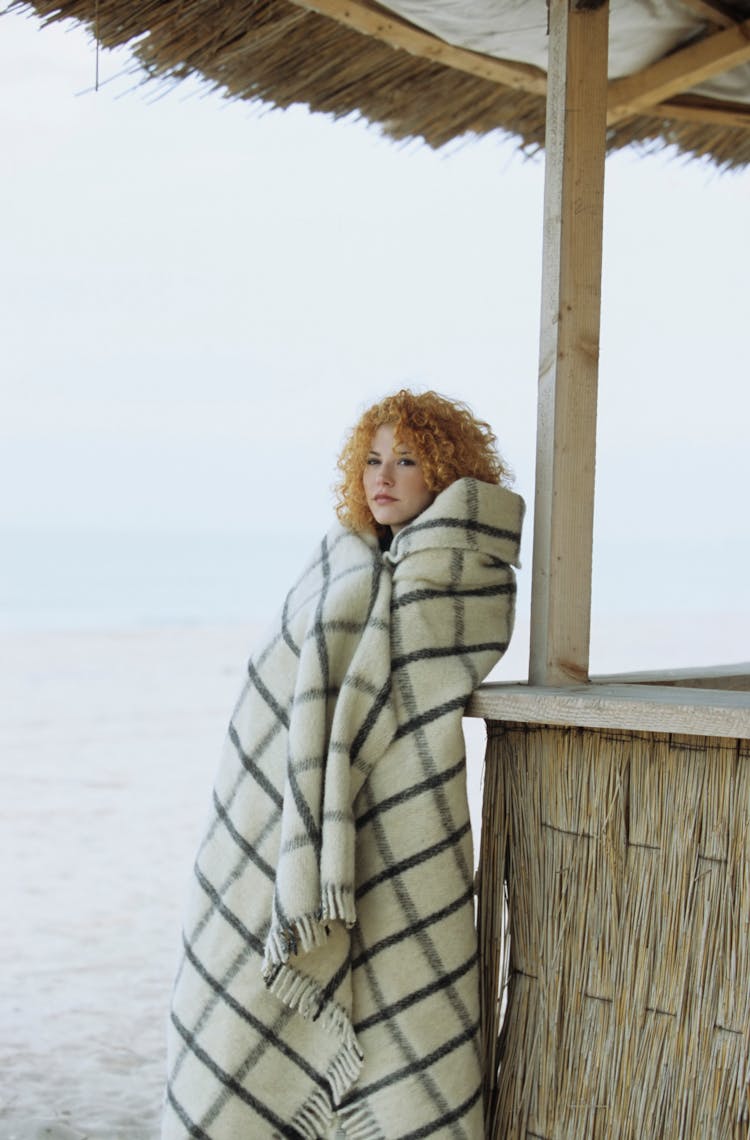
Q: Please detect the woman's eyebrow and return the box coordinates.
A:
[368,448,382,457]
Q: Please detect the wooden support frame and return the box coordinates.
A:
[289,0,547,94]
[607,16,750,125]
[655,95,750,130]
[293,0,750,136]
[529,0,609,686]
[678,0,739,30]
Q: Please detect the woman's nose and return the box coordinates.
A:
[377,463,395,485]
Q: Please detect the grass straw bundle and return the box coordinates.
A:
[478,723,750,1139]
[10,0,750,169]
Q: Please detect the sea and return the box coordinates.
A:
[2,526,748,672]
[1,527,319,632]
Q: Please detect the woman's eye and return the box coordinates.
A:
[366,457,380,466]
[398,458,416,466]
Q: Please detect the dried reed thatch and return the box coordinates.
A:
[478,722,750,1138]
[9,0,750,169]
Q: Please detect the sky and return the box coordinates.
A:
[1,8,749,661]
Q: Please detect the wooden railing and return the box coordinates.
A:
[467,665,750,739]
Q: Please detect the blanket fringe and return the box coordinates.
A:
[291,1086,336,1140]
[293,1067,384,1140]
[337,1100,386,1140]
[326,1041,364,1104]
[264,959,364,1077]
[263,913,328,967]
[322,882,357,927]
[269,960,366,1138]
[263,887,356,973]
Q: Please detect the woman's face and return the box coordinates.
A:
[363,424,435,535]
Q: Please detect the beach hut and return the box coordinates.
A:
[11,1,750,1135]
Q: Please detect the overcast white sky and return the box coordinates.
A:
[1,9,749,655]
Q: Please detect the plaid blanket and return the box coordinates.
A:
[163,477,524,1140]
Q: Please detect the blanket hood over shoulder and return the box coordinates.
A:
[163,478,524,1140]
[385,476,523,567]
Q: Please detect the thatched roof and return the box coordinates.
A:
[10,0,750,168]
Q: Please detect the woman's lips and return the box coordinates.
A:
[374,494,396,504]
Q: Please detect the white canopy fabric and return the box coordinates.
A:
[380,0,750,104]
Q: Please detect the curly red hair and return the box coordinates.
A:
[334,389,510,534]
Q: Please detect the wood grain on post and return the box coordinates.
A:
[529,0,609,686]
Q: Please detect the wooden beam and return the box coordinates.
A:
[292,0,750,136]
[608,17,750,125]
[656,95,750,129]
[289,0,547,95]
[677,0,738,30]
[466,681,750,738]
[593,663,750,691]
[529,0,609,686]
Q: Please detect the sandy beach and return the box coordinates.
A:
[1,625,261,1140]
[2,614,747,1139]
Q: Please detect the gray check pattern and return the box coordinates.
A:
[162,478,524,1140]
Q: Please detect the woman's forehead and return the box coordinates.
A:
[369,423,417,452]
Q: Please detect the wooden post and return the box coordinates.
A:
[529,0,609,686]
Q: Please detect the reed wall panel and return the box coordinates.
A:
[478,723,750,1139]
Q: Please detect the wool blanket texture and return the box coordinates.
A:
[163,477,524,1140]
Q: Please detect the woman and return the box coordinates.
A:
[163,390,524,1140]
